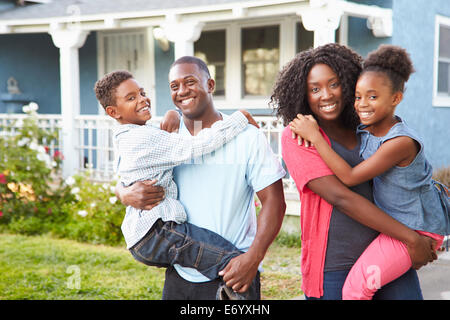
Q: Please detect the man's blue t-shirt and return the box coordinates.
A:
[173,113,286,282]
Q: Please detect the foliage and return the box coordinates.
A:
[0,103,73,235]
[433,166,450,188]
[58,171,125,246]
[0,104,125,246]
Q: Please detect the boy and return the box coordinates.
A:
[94,70,256,299]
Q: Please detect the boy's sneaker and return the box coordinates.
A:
[216,284,248,300]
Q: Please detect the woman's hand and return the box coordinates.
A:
[406,233,438,270]
[160,110,181,133]
[116,180,165,210]
[239,109,260,128]
[289,114,320,147]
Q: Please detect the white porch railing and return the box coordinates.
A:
[0,113,62,159]
[0,113,299,197]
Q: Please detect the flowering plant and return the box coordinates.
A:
[59,170,125,245]
[0,103,73,234]
[0,103,126,245]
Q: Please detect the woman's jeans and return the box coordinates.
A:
[305,268,423,300]
[129,219,242,280]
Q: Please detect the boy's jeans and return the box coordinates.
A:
[129,219,242,280]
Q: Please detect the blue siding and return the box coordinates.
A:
[0,33,60,114]
[0,32,98,115]
[153,39,174,117]
[79,32,99,115]
[392,0,450,168]
[347,16,392,57]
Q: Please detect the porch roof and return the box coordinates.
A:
[0,0,306,21]
[0,0,392,38]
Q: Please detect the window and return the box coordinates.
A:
[241,25,279,97]
[296,22,314,53]
[194,30,226,96]
[437,25,450,96]
[194,17,345,109]
[434,16,450,107]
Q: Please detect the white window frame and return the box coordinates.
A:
[433,15,450,108]
[203,16,299,110]
[202,15,347,110]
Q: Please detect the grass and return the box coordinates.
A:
[0,232,302,300]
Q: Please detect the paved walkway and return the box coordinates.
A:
[417,249,450,300]
[292,246,450,300]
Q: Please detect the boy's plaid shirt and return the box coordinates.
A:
[112,111,248,248]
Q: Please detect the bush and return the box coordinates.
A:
[0,104,125,246]
[433,166,450,188]
[58,171,125,246]
[0,103,73,235]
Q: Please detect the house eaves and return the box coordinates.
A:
[0,0,309,33]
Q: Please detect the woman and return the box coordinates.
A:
[271,43,436,299]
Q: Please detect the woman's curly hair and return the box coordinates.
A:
[270,43,362,129]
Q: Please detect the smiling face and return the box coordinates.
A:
[106,78,151,125]
[306,63,344,125]
[168,62,215,120]
[354,71,402,131]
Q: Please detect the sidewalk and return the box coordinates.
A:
[417,249,450,300]
[292,247,450,300]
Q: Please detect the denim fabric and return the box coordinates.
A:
[129,219,242,280]
[305,268,423,300]
[162,266,261,300]
[357,118,450,235]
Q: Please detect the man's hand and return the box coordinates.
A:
[116,180,165,210]
[218,251,260,293]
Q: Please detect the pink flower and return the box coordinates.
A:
[0,211,3,218]
[53,150,64,160]
[0,174,6,184]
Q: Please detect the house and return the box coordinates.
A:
[0,0,449,184]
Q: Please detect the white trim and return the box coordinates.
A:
[204,16,301,110]
[0,0,309,32]
[433,15,450,108]
[96,28,156,114]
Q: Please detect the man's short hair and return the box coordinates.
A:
[94,70,133,109]
[170,56,211,78]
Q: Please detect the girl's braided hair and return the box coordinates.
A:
[270,43,362,129]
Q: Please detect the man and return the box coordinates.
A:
[116,56,286,299]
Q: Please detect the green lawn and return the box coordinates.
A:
[0,233,302,300]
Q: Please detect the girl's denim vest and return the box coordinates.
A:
[357,117,450,235]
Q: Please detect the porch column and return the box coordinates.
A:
[162,19,204,59]
[49,28,89,178]
[298,1,342,47]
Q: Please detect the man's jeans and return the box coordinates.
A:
[162,266,261,300]
[305,268,423,300]
[129,219,242,280]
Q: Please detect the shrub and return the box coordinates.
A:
[58,171,125,246]
[0,103,73,234]
[433,166,450,188]
[0,104,125,246]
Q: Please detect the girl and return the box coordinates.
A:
[273,43,436,300]
[290,44,450,300]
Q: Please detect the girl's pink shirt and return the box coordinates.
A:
[281,126,334,298]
